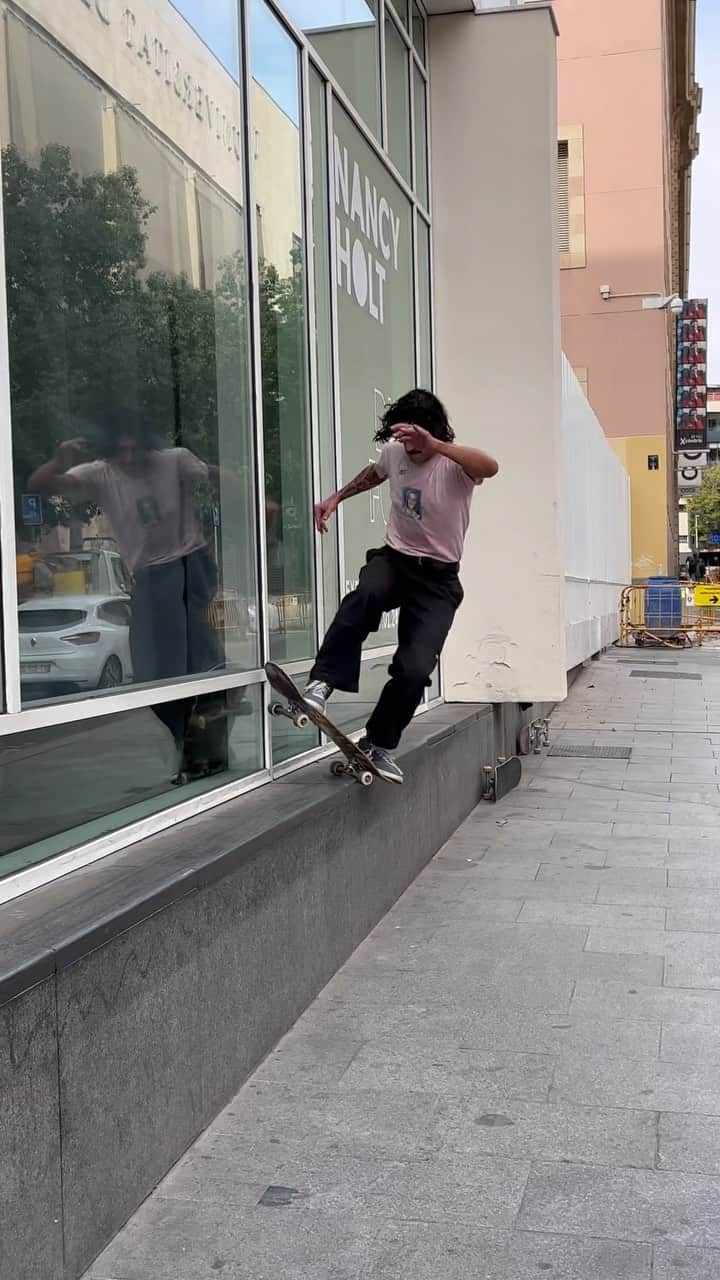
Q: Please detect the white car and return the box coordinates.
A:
[19,594,132,699]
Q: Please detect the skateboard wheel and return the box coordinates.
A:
[294,712,310,729]
[359,771,374,788]
[270,702,284,717]
[330,761,347,778]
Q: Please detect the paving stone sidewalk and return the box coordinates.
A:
[85,649,720,1280]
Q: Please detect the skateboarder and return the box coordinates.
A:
[303,388,499,783]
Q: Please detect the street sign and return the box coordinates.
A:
[711,532,720,545]
[21,494,42,526]
[694,585,720,607]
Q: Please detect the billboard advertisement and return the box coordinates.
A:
[676,299,708,450]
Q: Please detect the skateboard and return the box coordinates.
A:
[481,755,522,802]
[172,688,253,786]
[264,661,381,787]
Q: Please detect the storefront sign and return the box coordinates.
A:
[676,299,708,450]
[333,136,401,326]
[121,7,242,160]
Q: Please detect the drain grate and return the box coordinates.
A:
[629,670,702,681]
[549,745,632,760]
[616,658,678,666]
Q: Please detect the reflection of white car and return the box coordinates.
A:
[19,595,132,699]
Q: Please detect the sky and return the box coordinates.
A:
[172,0,373,124]
[689,0,720,383]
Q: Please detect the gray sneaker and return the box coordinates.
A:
[359,737,404,785]
[303,679,333,715]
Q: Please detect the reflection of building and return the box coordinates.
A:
[252,80,302,275]
[550,0,701,581]
[0,0,300,284]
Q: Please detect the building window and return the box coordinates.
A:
[558,127,586,269]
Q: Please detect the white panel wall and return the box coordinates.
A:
[562,358,631,668]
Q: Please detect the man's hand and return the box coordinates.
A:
[391,423,437,455]
[314,495,339,534]
[55,438,88,471]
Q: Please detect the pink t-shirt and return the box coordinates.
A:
[67,447,208,573]
[375,441,476,564]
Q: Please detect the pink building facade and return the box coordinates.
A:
[552,0,700,580]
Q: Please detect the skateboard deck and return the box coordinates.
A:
[265,661,381,787]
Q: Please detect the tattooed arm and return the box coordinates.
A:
[314,463,385,533]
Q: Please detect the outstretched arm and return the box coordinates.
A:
[435,439,498,483]
[29,439,89,498]
[392,424,498,483]
[314,463,385,533]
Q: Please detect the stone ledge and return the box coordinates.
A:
[0,702,489,1005]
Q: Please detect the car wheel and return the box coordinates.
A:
[98,656,123,689]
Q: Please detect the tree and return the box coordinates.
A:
[687,467,720,543]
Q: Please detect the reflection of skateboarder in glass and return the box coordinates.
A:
[30,412,232,779]
[302,389,499,784]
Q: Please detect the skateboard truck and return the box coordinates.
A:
[265,662,380,787]
[269,699,311,731]
[482,755,522,802]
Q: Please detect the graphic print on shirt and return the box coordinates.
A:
[136,495,161,527]
[401,486,423,520]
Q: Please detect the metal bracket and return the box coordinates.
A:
[528,718,550,754]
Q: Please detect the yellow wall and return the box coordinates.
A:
[610,435,669,582]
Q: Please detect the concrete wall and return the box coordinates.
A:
[430,6,567,705]
[562,358,631,667]
[551,0,676,581]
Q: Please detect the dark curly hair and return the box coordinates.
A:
[374,388,455,444]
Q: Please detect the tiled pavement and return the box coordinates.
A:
[85,649,720,1279]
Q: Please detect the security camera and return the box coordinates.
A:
[669,295,684,316]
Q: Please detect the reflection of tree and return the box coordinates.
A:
[3,141,311,596]
[258,242,311,596]
[2,143,250,530]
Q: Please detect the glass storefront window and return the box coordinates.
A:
[309,68,341,628]
[0,0,437,877]
[385,15,411,183]
[413,63,429,208]
[416,216,432,388]
[2,1,259,716]
[412,2,426,63]
[333,102,415,650]
[427,665,440,702]
[251,0,315,664]
[0,685,263,879]
[281,0,380,138]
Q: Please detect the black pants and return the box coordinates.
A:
[131,548,221,746]
[310,547,463,750]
